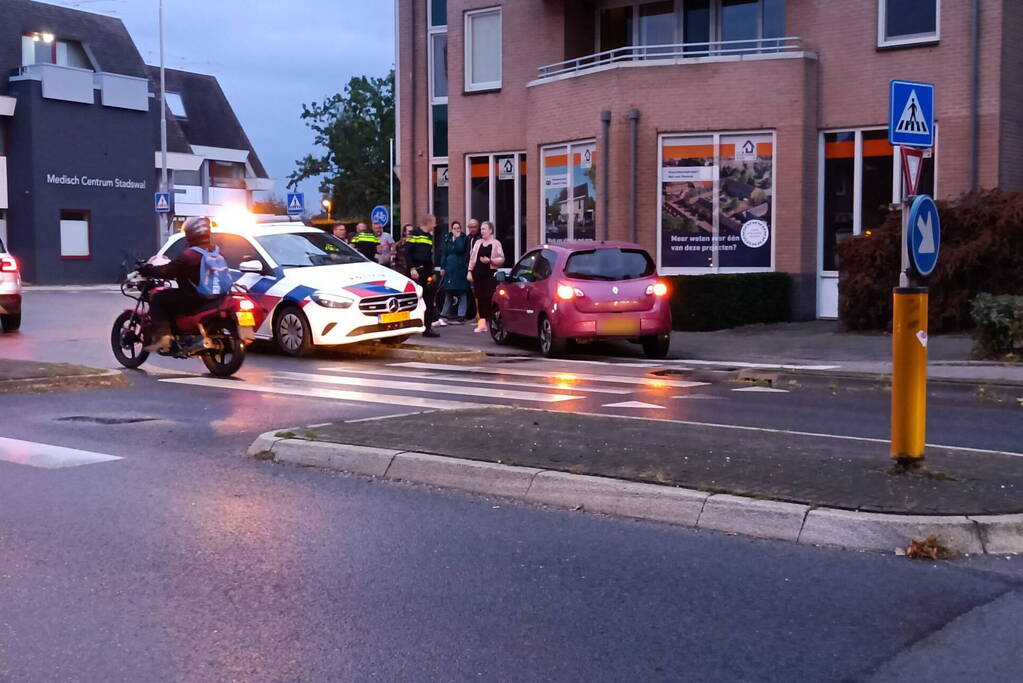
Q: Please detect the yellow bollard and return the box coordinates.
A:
[890,287,928,461]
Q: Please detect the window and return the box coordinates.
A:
[256,232,363,268]
[59,210,90,259]
[431,104,448,158]
[658,132,775,272]
[430,34,448,99]
[465,8,502,92]
[208,161,245,189]
[534,250,557,280]
[165,92,187,118]
[819,127,936,272]
[467,152,528,260]
[565,248,656,281]
[173,168,201,187]
[510,251,539,282]
[879,0,939,47]
[428,0,449,225]
[430,0,447,27]
[21,34,91,69]
[542,142,596,244]
[214,233,264,271]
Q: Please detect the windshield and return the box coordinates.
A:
[564,248,656,281]
[256,232,366,268]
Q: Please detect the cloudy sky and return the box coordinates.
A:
[41,0,396,207]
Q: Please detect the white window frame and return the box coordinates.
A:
[464,7,502,92]
[877,0,940,48]
[465,151,527,258]
[428,0,449,217]
[656,130,777,275]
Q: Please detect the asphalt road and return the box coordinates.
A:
[2,289,1022,682]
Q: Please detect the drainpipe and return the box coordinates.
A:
[969,0,980,192]
[628,108,640,244]
[409,1,418,215]
[600,110,611,241]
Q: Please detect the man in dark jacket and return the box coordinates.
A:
[406,214,440,338]
[139,216,212,352]
[351,221,380,261]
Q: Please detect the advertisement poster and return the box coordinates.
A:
[543,147,569,242]
[718,134,773,268]
[543,143,597,242]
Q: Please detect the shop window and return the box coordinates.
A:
[879,0,938,47]
[467,152,528,260]
[431,165,450,238]
[658,132,774,272]
[165,92,187,118]
[209,161,245,189]
[542,142,596,245]
[59,210,90,259]
[465,8,502,92]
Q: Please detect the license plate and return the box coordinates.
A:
[236,311,256,327]
[380,311,410,324]
[597,316,640,335]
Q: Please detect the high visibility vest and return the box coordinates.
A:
[352,232,381,245]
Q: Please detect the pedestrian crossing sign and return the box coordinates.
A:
[154,192,171,213]
[889,80,935,147]
[286,192,305,216]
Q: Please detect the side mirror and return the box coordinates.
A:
[495,271,507,283]
[239,259,263,274]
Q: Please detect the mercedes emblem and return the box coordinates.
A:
[386,297,400,313]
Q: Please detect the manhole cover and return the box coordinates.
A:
[56,416,159,425]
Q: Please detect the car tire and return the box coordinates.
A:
[489,309,509,345]
[274,305,313,357]
[538,315,565,358]
[641,333,671,360]
[1,314,20,332]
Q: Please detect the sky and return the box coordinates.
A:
[39,0,396,209]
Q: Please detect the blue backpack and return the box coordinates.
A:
[190,246,233,298]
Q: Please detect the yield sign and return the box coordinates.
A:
[900,146,925,198]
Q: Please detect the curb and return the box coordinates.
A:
[0,369,128,394]
[733,367,1023,399]
[331,343,485,364]
[249,432,1023,555]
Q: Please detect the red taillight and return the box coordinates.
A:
[646,282,668,297]
[556,283,585,301]
[0,257,17,273]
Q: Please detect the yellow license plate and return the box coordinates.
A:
[598,317,640,335]
[236,311,256,327]
[380,311,410,324]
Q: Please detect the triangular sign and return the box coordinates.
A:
[288,195,302,210]
[156,195,169,210]
[900,146,925,198]
[895,90,930,135]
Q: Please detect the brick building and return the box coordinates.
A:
[396,0,1019,318]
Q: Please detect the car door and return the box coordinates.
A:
[502,251,538,334]
[521,249,557,333]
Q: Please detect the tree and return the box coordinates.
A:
[289,70,395,221]
[251,195,287,215]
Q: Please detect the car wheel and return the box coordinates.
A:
[275,305,313,357]
[1,313,21,332]
[642,333,671,360]
[489,309,509,345]
[538,315,565,358]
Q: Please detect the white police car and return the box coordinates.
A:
[157,223,424,356]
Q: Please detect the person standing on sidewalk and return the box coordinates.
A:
[465,219,482,321]
[391,223,415,276]
[407,215,440,338]
[439,221,470,323]
[351,222,380,261]
[374,221,395,266]
[467,221,504,333]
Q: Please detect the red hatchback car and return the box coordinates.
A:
[489,242,672,358]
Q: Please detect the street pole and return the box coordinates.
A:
[389,137,395,239]
[159,0,168,243]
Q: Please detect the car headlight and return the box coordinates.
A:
[311,291,354,309]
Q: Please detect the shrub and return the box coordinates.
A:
[838,189,1023,332]
[970,293,1023,359]
[666,273,791,331]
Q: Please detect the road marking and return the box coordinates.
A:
[0,436,122,469]
[345,410,438,424]
[272,371,580,403]
[732,386,790,393]
[669,359,842,371]
[673,394,727,400]
[602,401,665,410]
[538,358,660,368]
[161,377,476,410]
[392,362,710,389]
[317,366,631,395]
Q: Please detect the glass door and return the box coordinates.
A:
[466,152,528,260]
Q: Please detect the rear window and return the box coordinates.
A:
[564,248,655,281]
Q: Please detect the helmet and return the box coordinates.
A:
[183,216,212,246]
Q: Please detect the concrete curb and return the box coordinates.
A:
[734,367,1023,396]
[0,369,128,394]
[331,343,485,364]
[251,432,1023,555]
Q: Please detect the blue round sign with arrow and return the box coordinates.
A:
[907,194,940,277]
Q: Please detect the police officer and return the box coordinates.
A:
[407,214,440,338]
[351,221,380,261]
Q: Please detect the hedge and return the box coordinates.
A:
[971,293,1023,359]
[666,273,792,331]
[838,189,1023,332]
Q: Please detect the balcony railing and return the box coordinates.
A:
[536,37,805,80]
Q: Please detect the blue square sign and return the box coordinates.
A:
[154,192,171,213]
[286,192,305,216]
[889,80,935,148]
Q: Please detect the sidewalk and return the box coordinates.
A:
[0,358,126,393]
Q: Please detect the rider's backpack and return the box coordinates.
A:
[190,246,233,298]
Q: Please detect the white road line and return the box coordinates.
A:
[345,410,438,424]
[160,377,476,411]
[602,401,665,410]
[317,366,631,395]
[673,394,727,400]
[0,436,122,469]
[732,386,790,393]
[272,371,580,403]
[670,359,842,371]
[391,362,710,389]
[537,358,660,368]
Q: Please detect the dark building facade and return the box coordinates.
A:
[0,0,271,284]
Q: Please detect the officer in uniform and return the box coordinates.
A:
[351,222,380,261]
[406,215,440,338]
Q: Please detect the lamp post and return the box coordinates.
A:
[321,198,333,221]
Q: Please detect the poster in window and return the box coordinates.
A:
[659,136,716,269]
[543,147,569,242]
[718,134,773,268]
[572,143,597,241]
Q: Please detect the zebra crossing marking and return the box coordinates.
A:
[316,366,632,395]
[391,362,709,389]
[0,436,122,469]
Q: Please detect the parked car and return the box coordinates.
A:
[489,242,671,358]
[156,223,425,356]
[0,238,21,332]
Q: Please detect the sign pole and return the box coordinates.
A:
[389,137,395,240]
[158,0,168,243]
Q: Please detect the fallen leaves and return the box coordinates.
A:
[903,535,954,560]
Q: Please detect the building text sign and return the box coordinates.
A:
[46,173,148,190]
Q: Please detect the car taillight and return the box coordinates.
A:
[556,283,585,301]
[646,282,668,297]
[0,257,17,273]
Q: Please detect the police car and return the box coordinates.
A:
[0,237,21,333]
[157,223,424,356]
